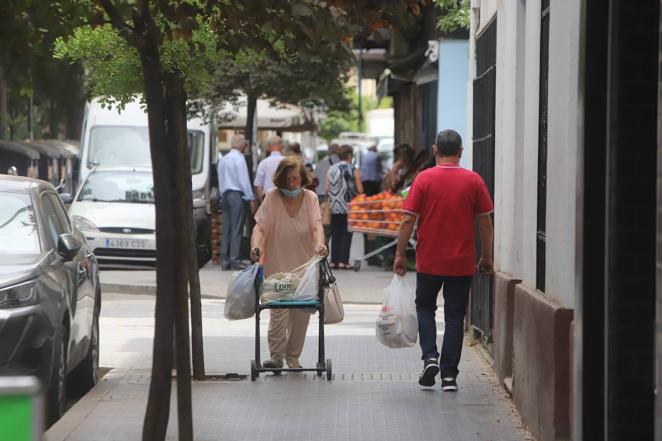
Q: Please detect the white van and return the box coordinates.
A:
[78,97,216,265]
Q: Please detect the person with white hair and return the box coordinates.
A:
[254,136,285,201]
[217,134,256,270]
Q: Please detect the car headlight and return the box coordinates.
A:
[72,215,99,232]
[0,280,37,308]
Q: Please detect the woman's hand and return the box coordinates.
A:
[250,247,261,263]
[315,245,328,257]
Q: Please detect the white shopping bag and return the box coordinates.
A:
[261,256,322,302]
[224,263,260,320]
[376,275,418,348]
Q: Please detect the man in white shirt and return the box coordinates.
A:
[254,136,285,201]
[217,134,256,270]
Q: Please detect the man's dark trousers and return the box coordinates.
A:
[221,190,246,267]
[415,273,472,378]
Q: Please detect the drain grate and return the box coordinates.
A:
[259,372,417,383]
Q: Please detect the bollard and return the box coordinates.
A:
[0,377,42,441]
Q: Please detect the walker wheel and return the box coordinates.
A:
[326,359,333,381]
[250,360,259,381]
[316,362,324,377]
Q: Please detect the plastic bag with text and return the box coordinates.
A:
[260,256,322,303]
[376,275,418,348]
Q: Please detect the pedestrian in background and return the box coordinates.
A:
[287,141,318,191]
[315,143,340,243]
[326,144,364,270]
[217,134,256,270]
[394,129,494,392]
[254,136,285,202]
[286,141,302,157]
[360,144,383,196]
[250,156,328,369]
[383,143,415,193]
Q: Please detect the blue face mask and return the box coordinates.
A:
[279,187,302,198]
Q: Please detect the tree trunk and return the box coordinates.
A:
[188,213,205,380]
[133,14,182,441]
[245,93,258,174]
[164,72,194,441]
[0,69,8,140]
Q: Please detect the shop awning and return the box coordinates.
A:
[217,98,317,132]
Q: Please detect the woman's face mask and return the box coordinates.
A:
[280,187,302,198]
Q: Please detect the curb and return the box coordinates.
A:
[45,369,127,441]
[100,283,221,300]
[100,283,383,305]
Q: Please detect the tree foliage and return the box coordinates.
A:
[0,0,87,139]
[434,0,470,32]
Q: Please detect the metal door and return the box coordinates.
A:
[471,18,497,344]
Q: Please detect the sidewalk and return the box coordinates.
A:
[100,261,410,304]
[46,296,533,441]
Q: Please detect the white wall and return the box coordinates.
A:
[493,0,527,280]
[486,0,579,308]
[544,0,581,308]
[478,0,500,34]
[520,0,542,291]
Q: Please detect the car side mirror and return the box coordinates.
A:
[57,234,82,261]
[59,193,73,204]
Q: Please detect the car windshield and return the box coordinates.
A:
[0,192,40,254]
[78,171,154,204]
[89,126,205,174]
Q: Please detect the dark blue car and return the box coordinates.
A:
[0,175,101,425]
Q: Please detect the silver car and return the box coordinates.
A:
[0,175,101,425]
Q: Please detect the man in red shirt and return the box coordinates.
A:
[394,129,494,391]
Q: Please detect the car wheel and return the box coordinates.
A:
[46,331,67,426]
[69,310,99,397]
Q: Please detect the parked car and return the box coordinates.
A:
[0,175,101,425]
[69,167,156,268]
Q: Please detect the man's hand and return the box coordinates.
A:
[250,247,261,263]
[393,255,407,276]
[249,200,257,216]
[478,256,493,275]
[315,245,328,257]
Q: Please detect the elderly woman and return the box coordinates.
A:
[250,156,328,369]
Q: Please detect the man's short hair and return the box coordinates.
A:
[435,129,463,156]
[231,134,246,149]
[267,136,282,149]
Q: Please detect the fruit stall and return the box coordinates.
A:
[348,191,405,236]
[346,191,415,270]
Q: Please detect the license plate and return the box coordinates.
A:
[104,238,147,249]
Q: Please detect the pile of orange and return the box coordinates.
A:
[347,191,405,233]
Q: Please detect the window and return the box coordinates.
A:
[0,192,40,254]
[78,170,154,204]
[536,2,550,292]
[89,126,205,174]
[40,192,69,250]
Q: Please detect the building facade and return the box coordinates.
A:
[469,1,660,440]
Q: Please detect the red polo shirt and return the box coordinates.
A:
[403,164,493,276]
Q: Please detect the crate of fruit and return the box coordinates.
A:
[347,191,405,237]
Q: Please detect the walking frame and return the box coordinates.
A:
[251,258,335,381]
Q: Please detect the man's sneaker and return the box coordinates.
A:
[441,377,458,392]
[418,358,440,387]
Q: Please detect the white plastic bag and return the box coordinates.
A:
[376,275,418,348]
[261,256,322,302]
[224,263,260,320]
